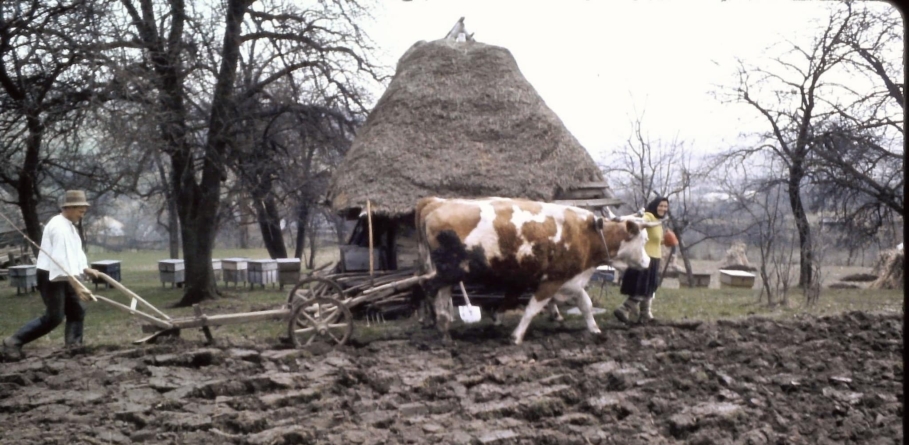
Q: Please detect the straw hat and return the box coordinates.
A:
[61,190,91,208]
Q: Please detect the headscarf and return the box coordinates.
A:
[644,197,669,219]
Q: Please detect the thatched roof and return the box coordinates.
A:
[327,38,610,219]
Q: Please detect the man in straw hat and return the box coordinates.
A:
[2,190,100,360]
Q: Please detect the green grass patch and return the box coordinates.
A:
[587,284,903,323]
[1,249,903,351]
[1,248,303,349]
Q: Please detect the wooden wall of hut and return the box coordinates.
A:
[340,215,420,272]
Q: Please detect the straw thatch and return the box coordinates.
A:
[870,247,904,290]
[720,241,755,271]
[328,38,608,218]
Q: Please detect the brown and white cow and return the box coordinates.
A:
[415,196,659,344]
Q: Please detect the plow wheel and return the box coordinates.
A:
[287,277,353,348]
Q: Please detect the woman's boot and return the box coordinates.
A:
[613,298,639,324]
[638,296,654,324]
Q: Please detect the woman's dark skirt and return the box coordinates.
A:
[620,258,662,298]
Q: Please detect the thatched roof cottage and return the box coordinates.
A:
[327,37,620,271]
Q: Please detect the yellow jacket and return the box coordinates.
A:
[643,212,663,259]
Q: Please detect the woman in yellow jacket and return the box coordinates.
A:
[614,197,669,324]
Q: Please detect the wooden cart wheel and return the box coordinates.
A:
[287,277,353,348]
[286,275,334,305]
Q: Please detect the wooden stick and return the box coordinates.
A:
[93,295,173,329]
[93,271,172,320]
[367,199,374,280]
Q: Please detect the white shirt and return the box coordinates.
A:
[36,214,89,281]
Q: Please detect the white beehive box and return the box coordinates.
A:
[276,258,301,289]
[248,259,278,288]
[222,258,248,271]
[678,272,711,288]
[222,258,248,287]
[9,265,37,294]
[720,269,756,288]
[158,259,185,288]
[211,259,222,281]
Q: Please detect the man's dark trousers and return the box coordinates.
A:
[8,269,85,347]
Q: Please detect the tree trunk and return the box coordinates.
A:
[238,195,250,249]
[255,194,287,258]
[306,218,318,269]
[153,151,180,259]
[174,0,247,307]
[18,116,43,256]
[294,204,309,260]
[787,164,813,288]
[167,201,180,259]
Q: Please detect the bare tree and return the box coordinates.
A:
[719,2,902,288]
[716,158,798,306]
[0,0,122,252]
[103,0,382,306]
[809,3,903,227]
[602,113,712,286]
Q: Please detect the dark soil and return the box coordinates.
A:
[0,311,902,444]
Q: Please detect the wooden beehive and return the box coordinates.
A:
[678,272,711,288]
[591,265,617,283]
[211,259,222,281]
[158,259,184,288]
[9,265,36,295]
[720,269,756,288]
[277,258,301,289]
[248,259,278,288]
[222,258,248,287]
[91,260,121,289]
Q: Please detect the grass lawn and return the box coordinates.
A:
[0,248,903,350]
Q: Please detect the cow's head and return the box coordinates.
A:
[600,218,661,270]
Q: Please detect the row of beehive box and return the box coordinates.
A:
[7,260,123,294]
[158,258,302,289]
[589,266,756,289]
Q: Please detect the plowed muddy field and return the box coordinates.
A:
[0,311,902,444]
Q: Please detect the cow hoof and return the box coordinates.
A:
[513,338,523,345]
[589,328,602,335]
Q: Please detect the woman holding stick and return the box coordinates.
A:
[614,196,670,325]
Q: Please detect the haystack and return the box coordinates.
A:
[327,38,614,219]
[870,246,904,289]
[720,241,754,271]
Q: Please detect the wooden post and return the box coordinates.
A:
[367,199,374,282]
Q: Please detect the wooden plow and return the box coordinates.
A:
[87,267,435,349]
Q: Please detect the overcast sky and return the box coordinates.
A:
[364,0,852,161]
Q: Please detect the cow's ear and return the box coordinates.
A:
[625,220,640,235]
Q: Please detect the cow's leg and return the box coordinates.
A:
[512,283,560,345]
[547,300,564,322]
[488,307,503,326]
[492,291,520,326]
[575,288,601,335]
[434,286,454,342]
